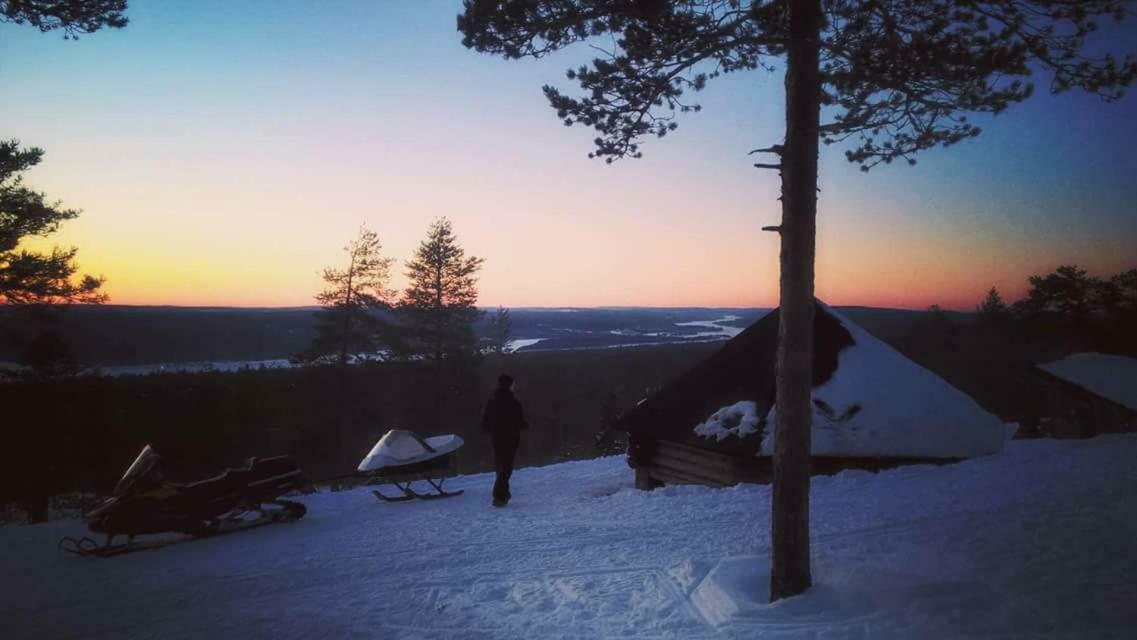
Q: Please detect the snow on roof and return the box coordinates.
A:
[693,401,761,442]
[618,303,851,457]
[760,307,1007,458]
[1037,352,1137,412]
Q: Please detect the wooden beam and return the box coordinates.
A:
[653,452,735,484]
[650,466,732,488]
[657,440,733,464]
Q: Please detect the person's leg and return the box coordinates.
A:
[492,437,509,504]
[501,436,519,501]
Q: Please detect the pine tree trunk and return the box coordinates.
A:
[770,0,822,603]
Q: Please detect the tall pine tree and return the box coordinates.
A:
[2,140,107,383]
[1,0,127,39]
[398,218,485,363]
[302,226,395,453]
[458,0,1135,600]
[1,0,126,518]
[301,226,395,367]
[1,140,106,306]
[1014,264,1098,323]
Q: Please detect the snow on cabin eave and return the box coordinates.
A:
[1036,352,1137,414]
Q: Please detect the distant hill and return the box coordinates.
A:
[0,306,320,366]
[833,306,974,344]
[0,304,949,366]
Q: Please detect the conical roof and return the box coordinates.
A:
[615,303,1007,459]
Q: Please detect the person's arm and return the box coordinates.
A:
[516,399,529,430]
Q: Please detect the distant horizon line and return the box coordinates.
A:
[3,302,976,313]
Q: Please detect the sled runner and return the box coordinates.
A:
[357,430,465,502]
[59,445,307,558]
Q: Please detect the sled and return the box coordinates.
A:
[59,445,307,558]
[357,430,465,502]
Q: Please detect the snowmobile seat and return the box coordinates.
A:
[248,455,301,477]
[178,456,301,498]
[180,468,249,499]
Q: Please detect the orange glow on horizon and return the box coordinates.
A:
[24,207,1119,312]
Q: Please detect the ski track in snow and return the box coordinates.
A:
[4,436,1137,639]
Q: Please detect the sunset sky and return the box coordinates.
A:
[2,1,1135,310]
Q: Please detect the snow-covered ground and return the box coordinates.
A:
[1039,352,1137,412]
[4,435,1137,639]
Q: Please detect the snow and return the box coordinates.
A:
[693,401,761,442]
[527,337,732,353]
[763,308,1007,458]
[505,338,545,352]
[5,435,1137,639]
[1038,352,1137,412]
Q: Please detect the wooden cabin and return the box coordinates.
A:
[1031,353,1137,438]
[616,302,1004,490]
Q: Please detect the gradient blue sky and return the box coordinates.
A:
[1,1,1134,309]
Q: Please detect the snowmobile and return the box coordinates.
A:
[357,430,465,502]
[58,445,307,557]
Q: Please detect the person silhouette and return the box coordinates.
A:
[481,373,528,507]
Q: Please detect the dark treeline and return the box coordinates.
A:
[0,343,716,516]
[893,265,1137,442]
[977,265,1137,355]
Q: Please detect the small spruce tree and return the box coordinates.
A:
[977,287,1009,326]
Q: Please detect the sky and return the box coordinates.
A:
[1,1,1135,310]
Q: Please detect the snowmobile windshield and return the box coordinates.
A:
[113,445,162,497]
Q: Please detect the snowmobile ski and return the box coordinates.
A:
[58,499,306,558]
[370,476,464,502]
